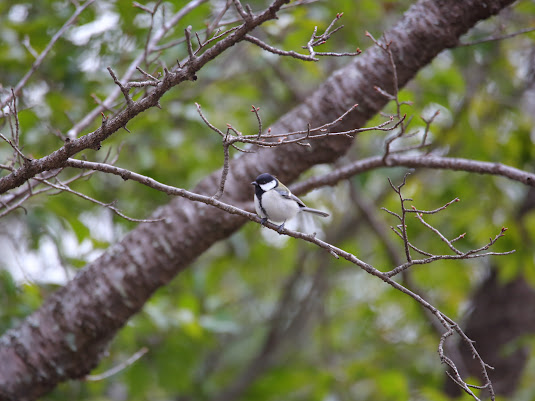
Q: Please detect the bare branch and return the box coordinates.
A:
[107,67,133,107]
[413,210,463,255]
[244,35,319,61]
[385,174,412,261]
[420,109,440,147]
[232,0,253,23]
[291,154,535,196]
[205,0,233,39]
[184,25,196,60]
[196,103,225,137]
[133,0,164,66]
[61,155,515,400]
[135,66,161,82]
[409,197,460,214]
[195,103,399,152]
[364,32,417,162]
[21,35,39,59]
[300,12,361,59]
[213,134,231,200]
[84,347,149,381]
[383,186,513,279]
[0,133,28,163]
[459,26,535,46]
[35,176,162,223]
[251,105,263,139]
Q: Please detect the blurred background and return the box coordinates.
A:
[1,0,535,400]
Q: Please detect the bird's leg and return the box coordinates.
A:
[276,222,285,234]
[260,217,268,226]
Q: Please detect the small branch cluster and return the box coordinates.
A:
[0,90,29,172]
[0,129,157,222]
[196,102,403,198]
[364,32,443,161]
[245,12,361,62]
[0,0,302,200]
[382,174,513,278]
[438,319,496,401]
[380,175,512,400]
[0,91,154,221]
[303,12,362,59]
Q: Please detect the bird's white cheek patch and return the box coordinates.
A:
[259,181,277,191]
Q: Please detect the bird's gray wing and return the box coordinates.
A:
[275,187,307,208]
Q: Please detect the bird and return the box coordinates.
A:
[251,173,329,233]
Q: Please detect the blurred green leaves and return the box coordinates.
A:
[1,0,534,400]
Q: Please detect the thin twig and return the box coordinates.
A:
[36,177,162,223]
[459,26,535,47]
[205,0,233,39]
[299,12,361,59]
[244,35,320,61]
[184,25,196,60]
[107,67,133,107]
[84,347,149,381]
[213,137,231,200]
[251,105,262,139]
[0,134,27,162]
[414,211,463,255]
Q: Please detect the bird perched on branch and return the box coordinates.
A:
[251,173,329,233]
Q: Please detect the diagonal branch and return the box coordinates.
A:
[291,154,535,195]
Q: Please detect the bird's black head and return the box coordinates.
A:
[253,173,276,185]
[251,173,277,195]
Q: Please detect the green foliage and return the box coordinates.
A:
[1,0,534,400]
[0,271,43,332]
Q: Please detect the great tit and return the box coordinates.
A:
[251,173,329,232]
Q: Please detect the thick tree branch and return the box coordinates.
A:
[292,154,535,195]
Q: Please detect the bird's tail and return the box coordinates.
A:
[301,207,329,218]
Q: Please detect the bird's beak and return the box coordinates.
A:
[251,181,256,185]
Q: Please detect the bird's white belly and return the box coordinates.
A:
[256,190,300,223]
